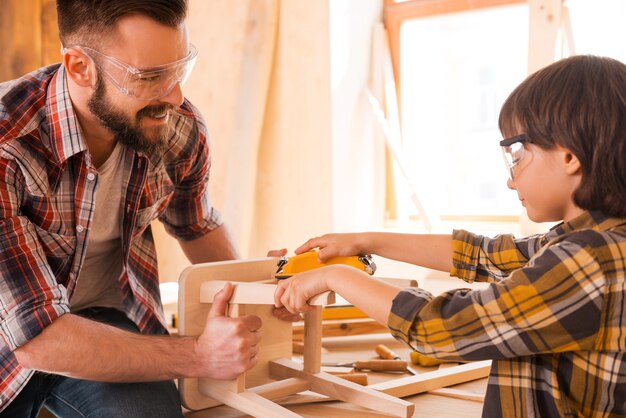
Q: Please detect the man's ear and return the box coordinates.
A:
[63,49,95,87]
[562,147,582,175]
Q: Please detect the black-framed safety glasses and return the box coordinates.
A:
[499,134,532,180]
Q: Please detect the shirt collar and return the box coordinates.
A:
[546,210,626,239]
[45,65,88,164]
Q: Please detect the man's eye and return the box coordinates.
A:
[136,73,161,83]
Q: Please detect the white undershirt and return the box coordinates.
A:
[70,143,126,312]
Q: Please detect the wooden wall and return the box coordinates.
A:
[0,0,60,82]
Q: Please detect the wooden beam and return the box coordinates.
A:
[369,360,492,398]
[293,318,388,340]
[385,0,526,20]
[428,387,485,402]
[270,358,415,418]
[200,281,335,306]
[527,0,563,73]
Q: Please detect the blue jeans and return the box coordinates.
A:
[2,308,184,418]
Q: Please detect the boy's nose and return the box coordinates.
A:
[506,178,516,190]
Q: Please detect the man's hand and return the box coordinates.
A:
[266,248,287,257]
[195,283,262,380]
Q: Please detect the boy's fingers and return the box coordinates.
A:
[295,237,321,254]
[274,284,285,307]
[240,314,262,332]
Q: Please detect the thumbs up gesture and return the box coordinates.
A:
[195,282,263,380]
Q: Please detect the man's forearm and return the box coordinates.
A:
[14,314,198,382]
[179,224,239,264]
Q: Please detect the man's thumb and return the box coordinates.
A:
[208,282,234,318]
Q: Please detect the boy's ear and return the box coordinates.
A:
[561,148,582,175]
[63,49,95,87]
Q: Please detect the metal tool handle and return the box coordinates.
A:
[354,359,407,372]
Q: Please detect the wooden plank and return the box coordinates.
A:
[293,318,388,340]
[428,387,485,402]
[527,0,563,73]
[197,385,301,418]
[200,281,335,306]
[385,0,526,20]
[270,358,414,418]
[368,360,492,398]
[41,0,61,66]
[249,378,309,400]
[0,0,43,81]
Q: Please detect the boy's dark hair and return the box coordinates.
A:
[499,55,626,218]
[57,0,187,47]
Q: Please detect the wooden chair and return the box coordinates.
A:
[178,258,414,418]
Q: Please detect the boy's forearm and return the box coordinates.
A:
[14,314,199,382]
[363,232,453,272]
[327,266,401,325]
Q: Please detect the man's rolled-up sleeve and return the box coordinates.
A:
[0,157,69,351]
[159,111,223,241]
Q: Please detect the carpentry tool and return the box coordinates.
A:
[376,344,418,375]
[328,372,369,385]
[321,359,407,372]
[276,251,376,279]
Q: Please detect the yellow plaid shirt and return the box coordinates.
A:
[389,210,626,417]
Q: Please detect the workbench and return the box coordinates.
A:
[183,333,488,418]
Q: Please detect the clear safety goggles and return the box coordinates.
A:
[63,44,198,101]
[499,133,531,180]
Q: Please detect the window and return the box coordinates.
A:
[400,3,528,220]
[384,0,626,234]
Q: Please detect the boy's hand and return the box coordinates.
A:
[272,307,302,322]
[295,233,366,262]
[274,268,334,314]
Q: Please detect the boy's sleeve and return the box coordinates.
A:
[0,156,69,351]
[388,235,603,362]
[451,229,543,283]
[159,106,223,241]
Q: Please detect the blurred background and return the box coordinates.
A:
[2,0,625,292]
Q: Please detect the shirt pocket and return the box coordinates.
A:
[31,223,76,275]
[133,194,172,236]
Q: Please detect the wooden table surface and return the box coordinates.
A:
[183,334,488,418]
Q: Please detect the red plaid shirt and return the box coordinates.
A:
[0,64,222,410]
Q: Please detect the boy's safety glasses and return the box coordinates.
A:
[499,134,532,180]
[62,44,198,101]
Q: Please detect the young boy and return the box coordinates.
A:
[274,55,626,417]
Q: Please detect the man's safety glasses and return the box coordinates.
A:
[63,44,198,101]
[499,133,532,180]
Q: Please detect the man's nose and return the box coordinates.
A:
[160,82,184,107]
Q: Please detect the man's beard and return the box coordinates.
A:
[87,74,172,156]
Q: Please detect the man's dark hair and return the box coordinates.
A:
[499,55,626,217]
[57,0,188,47]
